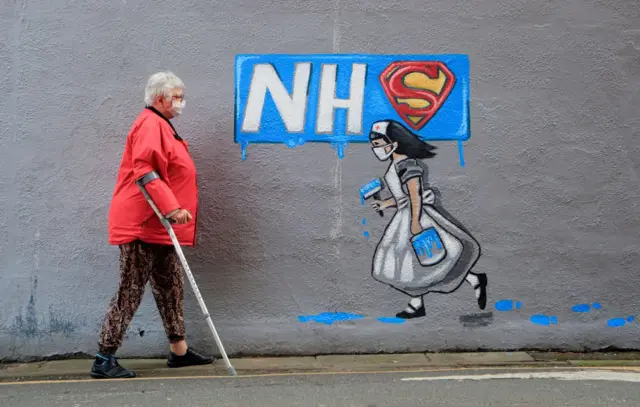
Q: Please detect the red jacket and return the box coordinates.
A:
[108,107,198,247]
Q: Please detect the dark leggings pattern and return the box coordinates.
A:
[98,240,185,354]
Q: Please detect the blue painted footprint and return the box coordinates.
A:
[495,299,522,312]
[530,315,558,326]
[607,316,635,327]
[572,303,602,313]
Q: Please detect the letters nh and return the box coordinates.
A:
[241,62,367,135]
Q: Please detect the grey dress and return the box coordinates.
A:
[371,158,481,297]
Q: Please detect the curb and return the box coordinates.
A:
[1,352,640,383]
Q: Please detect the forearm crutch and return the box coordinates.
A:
[136,172,237,376]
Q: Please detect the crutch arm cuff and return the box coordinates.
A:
[135,170,181,217]
[136,171,161,187]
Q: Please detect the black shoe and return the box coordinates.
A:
[90,354,136,379]
[474,273,488,310]
[167,348,215,368]
[396,303,426,319]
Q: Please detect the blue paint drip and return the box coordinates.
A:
[530,314,558,326]
[592,303,602,310]
[331,142,346,159]
[298,312,365,325]
[458,140,465,167]
[362,217,370,239]
[495,300,522,312]
[378,317,406,324]
[240,142,248,161]
[628,316,635,322]
[411,227,444,258]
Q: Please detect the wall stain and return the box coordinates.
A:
[10,277,77,338]
[459,312,494,327]
[11,276,39,338]
[48,308,76,337]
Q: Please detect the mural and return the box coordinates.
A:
[234,53,483,321]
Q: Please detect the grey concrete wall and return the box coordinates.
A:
[1,0,639,361]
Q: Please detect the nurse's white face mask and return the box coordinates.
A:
[372,143,397,161]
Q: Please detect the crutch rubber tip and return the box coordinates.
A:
[228,366,237,376]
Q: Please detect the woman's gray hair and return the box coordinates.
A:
[144,71,185,105]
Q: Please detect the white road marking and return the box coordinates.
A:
[401,370,640,383]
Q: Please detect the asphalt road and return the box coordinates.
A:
[2,369,640,406]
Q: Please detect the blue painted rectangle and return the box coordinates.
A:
[234,54,470,155]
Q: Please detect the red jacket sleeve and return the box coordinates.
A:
[131,118,181,216]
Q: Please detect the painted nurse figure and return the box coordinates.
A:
[368,120,488,319]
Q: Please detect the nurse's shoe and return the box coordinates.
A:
[396,303,426,319]
[473,273,488,310]
[167,347,215,368]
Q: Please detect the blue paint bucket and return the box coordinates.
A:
[411,227,447,266]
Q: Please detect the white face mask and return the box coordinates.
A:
[372,144,396,161]
[171,100,186,116]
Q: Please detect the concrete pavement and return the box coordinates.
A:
[2,368,640,406]
[2,352,640,383]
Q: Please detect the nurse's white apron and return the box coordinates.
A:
[371,160,481,297]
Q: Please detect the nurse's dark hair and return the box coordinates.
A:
[369,120,437,159]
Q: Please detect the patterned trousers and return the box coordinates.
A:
[98,240,185,355]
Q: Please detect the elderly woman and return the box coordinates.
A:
[91,71,213,379]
